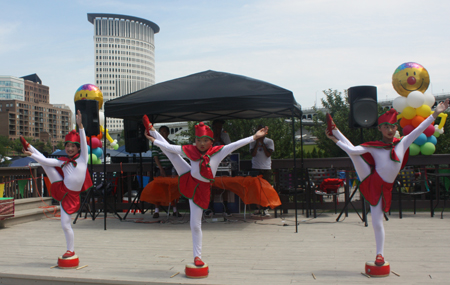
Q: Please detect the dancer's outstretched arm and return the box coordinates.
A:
[76,110,88,163]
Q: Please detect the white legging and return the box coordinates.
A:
[333,129,385,256]
[150,130,204,259]
[189,200,203,259]
[29,145,75,252]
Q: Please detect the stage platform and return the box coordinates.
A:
[0,209,449,284]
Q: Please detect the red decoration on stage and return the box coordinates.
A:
[365,261,390,277]
[57,255,80,269]
[185,263,209,278]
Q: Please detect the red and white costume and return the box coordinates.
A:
[150,122,254,260]
[28,129,92,252]
[332,109,434,256]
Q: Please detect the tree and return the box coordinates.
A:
[432,112,450,154]
[306,89,382,157]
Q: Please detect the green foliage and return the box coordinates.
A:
[306,89,383,157]
[56,141,65,151]
[433,111,450,154]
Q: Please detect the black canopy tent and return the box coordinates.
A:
[104,70,304,232]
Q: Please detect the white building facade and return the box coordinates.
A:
[87,13,160,135]
[0,76,24,101]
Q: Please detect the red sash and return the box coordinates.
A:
[358,138,409,212]
[182,145,223,181]
[360,138,409,169]
[56,157,93,193]
[49,157,93,214]
[180,145,223,209]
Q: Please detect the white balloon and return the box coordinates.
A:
[99,110,105,127]
[423,92,436,107]
[435,124,444,134]
[392,96,408,113]
[406,91,425,108]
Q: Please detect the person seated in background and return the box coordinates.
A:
[250,124,274,217]
[151,125,181,218]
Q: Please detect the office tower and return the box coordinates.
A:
[87,13,160,136]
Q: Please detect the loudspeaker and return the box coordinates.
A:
[348,86,378,128]
[124,119,149,153]
[75,100,100,136]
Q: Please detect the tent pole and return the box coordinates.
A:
[292,111,298,233]
[103,111,107,230]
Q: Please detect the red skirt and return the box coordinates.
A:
[50,181,82,215]
[359,170,394,213]
[179,172,211,210]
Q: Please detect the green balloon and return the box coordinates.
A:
[420,142,436,155]
[409,143,420,156]
[95,157,102,164]
[433,130,441,138]
[113,144,119,150]
[88,153,98,164]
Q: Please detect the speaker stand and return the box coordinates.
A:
[123,152,147,219]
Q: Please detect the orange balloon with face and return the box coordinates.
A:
[392,62,430,97]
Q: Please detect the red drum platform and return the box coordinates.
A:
[365,261,390,277]
[185,263,209,278]
[57,255,79,269]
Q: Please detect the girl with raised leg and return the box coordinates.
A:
[22,110,92,258]
[325,99,449,266]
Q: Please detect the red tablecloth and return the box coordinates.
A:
[140,176,281,209]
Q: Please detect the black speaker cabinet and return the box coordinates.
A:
[75,100,100,136]
[348,86,378,128]
[124,119,149,153]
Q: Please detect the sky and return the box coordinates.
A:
[1,0,449,115]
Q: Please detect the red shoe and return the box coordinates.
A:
[194,256,205,267]
[142,115,152,134]
[374,254,385,266]
[326,113,336,136]
[20,136,30,151]
[62,250,75,258]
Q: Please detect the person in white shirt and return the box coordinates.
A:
[249,124,274,216]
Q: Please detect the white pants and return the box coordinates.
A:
[189,199,203,259]
[333,129,385,256]
[29,145,75,252]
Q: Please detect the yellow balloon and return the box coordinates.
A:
[74,84,103,110]
[416,104,432,118]
[392,62,430,97]
[402,106,416,120]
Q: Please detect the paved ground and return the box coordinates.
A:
[0,208,449,285]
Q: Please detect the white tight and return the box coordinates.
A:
[189,199,203,259]
[150,130,203,259]
[60,207,75,251]
[333,129,385,256]
[370,200,385,256]
[30,145,75,252]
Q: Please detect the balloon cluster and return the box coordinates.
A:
[87,136,103,164]
[74,84,120,164]
[391,62,447,155]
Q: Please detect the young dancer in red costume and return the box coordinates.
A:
[21,110,92,258]
[143,115,268,266]
[326,98,449,266]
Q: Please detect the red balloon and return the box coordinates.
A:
[90,137,101,149]
[402,124,414,136]
[424,124,435,137]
